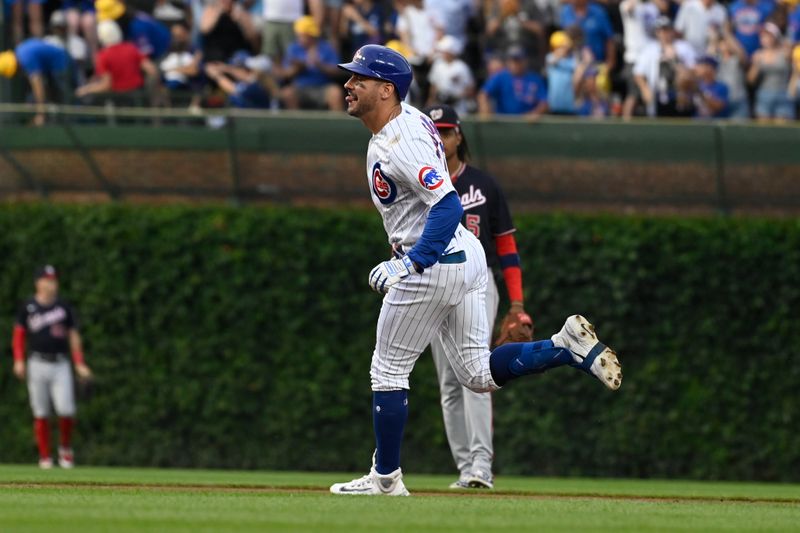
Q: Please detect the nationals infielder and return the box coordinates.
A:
[422,103,527,490]
[331,45,622,496]
[12,265,92,469]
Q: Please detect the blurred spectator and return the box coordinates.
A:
[748,22,795,120]
[159,22,203,108]
[396,0,441,64]
[76,20,160,101]
[559,0,617,71]
[200,0,258,63]
[427,35,475,113]
[44,10,89,80]
[674,0,728,56]
[634,16,697,117]
[707,25,750,118]
[152,0,191,26]
[396,0,442,103]
[790,2,800,43]
[340,0,383,57]
[95,0,172,59]
[206,51,275,108]
[8,0,45,44]
[728,0,776,57]
[545,30,578,114]
[262,0,303,66]
[426,0,476,52]
[0,38,72,126]
[790,44,800,115]
[693,55,729,118]
[484,0,547,71]
[64,0,98,60]
[279,15,344,110]
[478,45,548,117]
[620,0,659,118]
[574,61,610,117]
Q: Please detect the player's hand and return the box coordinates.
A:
[75,363,93,380]
[369,256,417,294]
[13,360,25,380]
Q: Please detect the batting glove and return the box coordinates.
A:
[369,255,417,294]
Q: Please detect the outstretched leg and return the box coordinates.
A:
[488,315,623,390]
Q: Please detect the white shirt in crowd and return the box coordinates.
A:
[263,0,303,22]
[674,0,728,55]
[429,57,474,105]
[160,51,196,84]
[397,5,442,61]
[634,39,697,115]
[620,0,659,64]
[424,0,476,50]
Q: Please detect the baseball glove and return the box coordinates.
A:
[76,374,95,402]
[494,305,534,346]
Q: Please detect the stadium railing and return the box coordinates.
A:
[1,103,798,215]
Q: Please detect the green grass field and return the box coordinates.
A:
[1,465,798,532]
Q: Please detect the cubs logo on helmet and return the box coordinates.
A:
[418,166,444,191]
[372,162,397,204]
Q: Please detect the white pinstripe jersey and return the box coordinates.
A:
[366,103,456,249]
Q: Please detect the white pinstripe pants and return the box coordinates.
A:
[370,227,498,393]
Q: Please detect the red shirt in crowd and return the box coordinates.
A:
[95,42,145,92]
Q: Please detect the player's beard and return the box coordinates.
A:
[347,92,376,118]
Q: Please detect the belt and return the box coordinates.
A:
[393,246,466,265]
[30,352,67,363]
[439,250,466,264]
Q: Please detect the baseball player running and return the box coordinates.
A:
[421,103,532,490]
[331,45,622,497]
[12,265,92,469]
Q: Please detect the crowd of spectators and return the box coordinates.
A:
[2,0,800,124]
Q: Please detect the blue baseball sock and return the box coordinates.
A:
[373,390,408,475]
[489,340,574,387]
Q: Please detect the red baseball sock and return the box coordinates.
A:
[34,418,51,459]
[59,417,74,449]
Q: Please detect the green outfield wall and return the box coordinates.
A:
[1,109,800,215]
[0,204,797,481]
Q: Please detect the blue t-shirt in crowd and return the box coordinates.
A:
[127,13,171,58]
[284,40,340,88]
[728,0,775,56]
[546,55,577,113]
[698,80,730,118]
[559,3,614,61]
[789,5,800,43]
[15,38,70,76]
[482,69,547,115]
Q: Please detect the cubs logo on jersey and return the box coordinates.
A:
[418,166,444,191]
[372,162,397,204]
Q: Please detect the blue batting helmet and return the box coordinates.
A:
[338,45,413,100]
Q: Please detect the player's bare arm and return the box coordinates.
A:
[69,329,92,379]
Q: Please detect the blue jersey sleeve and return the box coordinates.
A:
[407,191,463,269]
